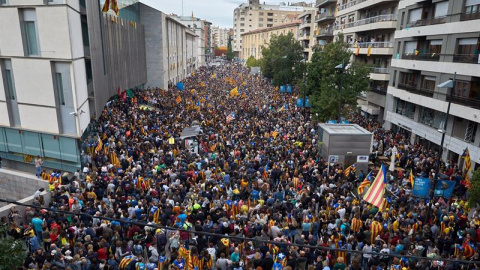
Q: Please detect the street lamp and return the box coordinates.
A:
[335,61,345,123]
[425,72,456,225]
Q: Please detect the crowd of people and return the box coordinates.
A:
[3,63,480,270]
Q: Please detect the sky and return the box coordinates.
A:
[141,0,315,28]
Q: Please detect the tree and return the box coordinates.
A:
[227,37,234,61]
[306,34,371,122]
[0,226,27,270]
[246,56,262,68]
[468,168,480,207]
[260,32,305,86]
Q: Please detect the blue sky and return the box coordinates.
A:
[141,0,315,28]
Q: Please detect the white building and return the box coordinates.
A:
[170,15,207,66]
[385,0,480,167]
[0,0,147,172]
[212,26,231,47]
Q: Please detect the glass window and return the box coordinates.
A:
[55,73,65,105]
[24,21,39,55]
[408,8,423,23]
[5,69,15,100]
[429,40,442,53]
[457,38,480,54]
[420,107,446,129]
[434,1,449,17]
[422,76,436,90]
[454,80,471,98]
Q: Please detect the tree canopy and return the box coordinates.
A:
[468,168,480,207]
[260,32,305,86]
[227,37,234,61]
[0,226,27,270]
[246,56,262,68]
[306,35,371,122]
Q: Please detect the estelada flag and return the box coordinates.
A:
[363,163,387,208]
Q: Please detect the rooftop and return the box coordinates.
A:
[319,124,372,135]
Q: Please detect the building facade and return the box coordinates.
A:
[0,0,146,172]
[299,9,316,61]
[233,0,307,57]
[315,0,336,47]
[385,0,480,166]
[170,15,207,66]
[212,26,231,48]
[334,0,399,122]
[138,3,199,89]
[241,22,301,60]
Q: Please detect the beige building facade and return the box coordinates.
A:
[233,0,312,57]
[241,22,301,61]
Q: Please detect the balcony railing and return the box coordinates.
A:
[338,0,368,11]
[450,95,480,110]
[398,83,434,97]
[371,67,390,74]
[453,54,479,64]
[406,16,446,28]
[315,12,335,21]
[351,41,394,48]
[370,86,388,95]
[402,53,440,61]
[316,28,334,37]
[460,11,480,21]
[336,14,396,30]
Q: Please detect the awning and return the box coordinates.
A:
[360,104,380,115]
[180,125,202,139]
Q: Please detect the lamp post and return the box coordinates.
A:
[425,72,456,225]
[335,61,345,123]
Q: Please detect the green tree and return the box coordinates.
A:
[227,37,234,61]
[468,168,480,207]
[307,34,371,122]
[0,226,27,270]
[260,32,305,86]
[246,56,257,68]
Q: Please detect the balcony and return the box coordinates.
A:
[316,28,334,37]
[406,16,446,28]
[316,0,336,8]
[338,0,396,14]
[370,85,388,95]
[299,22,312,29]
[397,83,434,97]
[460,11,480,21]
[336,14,396,33]
[315,12,335,22]
[402,53,440,61]
[450,95,480,110]
[351,42,394,55]
[453,54,480,64]
[370,68,391,81]
[353,41,394,48]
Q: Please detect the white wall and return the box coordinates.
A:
[12,58,56,107]
[17,104,59,134]
[0,8,25,57]
[0,104,9,126]
[72,59,90,136]
[36,6,73,59]
[394,21,480,39]
[67,7,84,59]
[392,59,480,79]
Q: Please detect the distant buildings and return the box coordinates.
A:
[233,0,312,57]
[212,26,232,48]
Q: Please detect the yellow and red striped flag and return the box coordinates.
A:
[367,45,372,57]
[356,46,360,56]
[357,175,371,195]
[351,217,363,233]
[370,220,382,244]
[409,169,415,187]
[363,164,387,208]
[95,138,103,153]
[463,148,472,188]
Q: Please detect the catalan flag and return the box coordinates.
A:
[102,0,119,15]
[409,169,415,187]
[464,242,475,258]
[463,147,472,188]
[109,152,120,167]
[151,206,160,223]
[95,138,103,153]
[370,220,382,243]
[230,87,239,97]
[102,0,111,12]
[414,49,419,56]
[358,171,372,195]
[367,45,372,57]
[221,238,230,248]
[344,164,356,177]
[351,217,363,233]
[119,255,134,269]
[175,96,182,104]
[356,46,360,56]
[363,163,387,209]
[211,73,216,79]
[379,197,391,211]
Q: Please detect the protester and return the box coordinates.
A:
[5,63,477,270]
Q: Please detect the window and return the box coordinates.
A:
[55,73,65,105]
[420,107,446,129]
[396,99,416,119]
[400,72,416,86]
[259,12,264,15]
[465,0,480,14]
[421,76,436,91]
[457,38,480,54]
[408,8,423,23]
[429,40,442,53]
[454,80,471,98]
[259,18,264,21]
[404,41,418,54]
[348,14,354,23]
[1,0,7,5]
[258,24,263,27]
[267,24,273,27]
[267,18,273,22]
[5,70,15,100]
[240,23,245,26]
[267,13,273,16]
[20,9,39,56]
[434,1,449,18]
[240,18,245,21]
[240,29,244,32]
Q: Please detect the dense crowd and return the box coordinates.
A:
[4,63,480,270]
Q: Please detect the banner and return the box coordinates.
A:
[412,177,431,198]
[296,98,304,107]
[176,82,184,90]
[280,85,285,93]
[286,85,293,93]
[434,180,456,199]
[305,97,311,108]
[327,120,337,124]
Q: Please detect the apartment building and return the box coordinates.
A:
[299,9,316,61]
[335,0,399,122]
[315,0,337,47]
[212,26,231,48]
[138,3,199,89]
[0,0,147,172]
[170,15,208,66]
[241,22,301,61]
[385,0,480,166]
[233,0,307,57]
